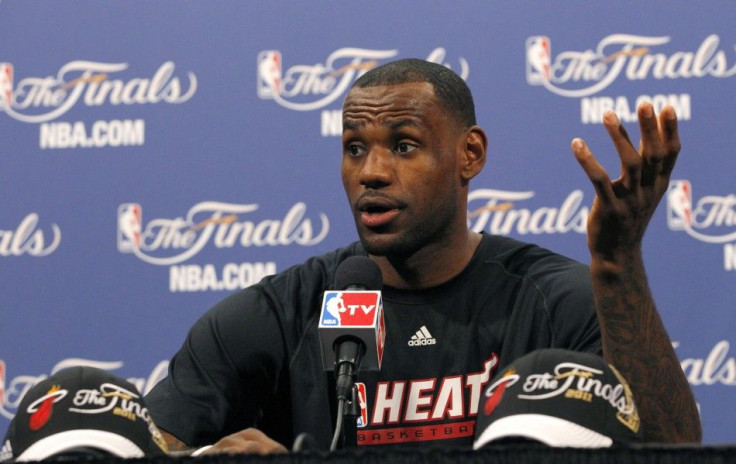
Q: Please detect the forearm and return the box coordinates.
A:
[591,252,702,443]
[160,430,195,455]
[160,428,287,455]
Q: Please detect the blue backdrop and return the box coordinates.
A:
[1,0,734,444]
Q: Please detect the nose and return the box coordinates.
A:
[359,148,393,189]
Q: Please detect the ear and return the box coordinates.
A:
[459,125,487,184]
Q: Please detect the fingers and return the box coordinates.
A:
[638,102,662,161]
[603,111,641,189]
[572,101,681,225]
[639,102,681,186]
[637,102,664,186]
[596,102,679,190]
[658,105,681,176]
[208,428,288,455]
[571,138,614,204]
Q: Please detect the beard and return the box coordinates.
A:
[357,192,458,261]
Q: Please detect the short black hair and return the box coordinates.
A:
[351,58,477,128]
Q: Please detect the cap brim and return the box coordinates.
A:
[473,413,614,449]
[16,429,145,461]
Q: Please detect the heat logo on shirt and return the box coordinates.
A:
[320,291,380,327]
[356,354,500,445]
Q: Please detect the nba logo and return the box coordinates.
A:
[0,360,5,407]
[117,203,142,252]
[666,180,692,230]
[526,36,551,85]
[355,382,368,428]
[0,63,13,109]
[376,306,386,361]
[257,50,282,99]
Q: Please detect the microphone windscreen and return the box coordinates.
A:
[334,256,382,290]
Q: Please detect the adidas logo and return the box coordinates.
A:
[408,325,437,346]
[0,439,13,462]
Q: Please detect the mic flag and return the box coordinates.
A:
[318,256,385,371]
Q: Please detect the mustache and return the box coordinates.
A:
[354,190,406,210]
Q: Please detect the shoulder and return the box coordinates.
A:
[190,242,366,349]
[479,235,599,352]
[261,241,366,292]
[208,242,366,312]
[479,234,589,280]
[477,234,592,309]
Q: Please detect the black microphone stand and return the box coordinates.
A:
[330,339,364,451]
[342,384,360,448]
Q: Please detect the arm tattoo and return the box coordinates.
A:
[592,259,702,443]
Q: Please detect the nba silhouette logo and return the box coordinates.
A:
[320,291,345,326]
[666,180,692,230]
[117,203,142,252]
[376,307,385,362]
[526,36,551,85]
[355,382,368,428]
[0,360,5,407]
[257,50,282,99]
[0,63,13,109]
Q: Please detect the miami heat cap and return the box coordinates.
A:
[473,348,642,449]
[0,366,168,461]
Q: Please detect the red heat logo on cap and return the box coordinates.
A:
[483,370,518,416]
[28,386,65,431]
[483,379,507,416]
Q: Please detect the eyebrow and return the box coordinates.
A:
[388,119,421,131]
[342,118,422,132]
[342,120,362,132]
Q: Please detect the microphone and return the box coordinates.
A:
[318,256,385,396]
[318,256,385,450]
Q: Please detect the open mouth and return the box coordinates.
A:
[360,205,400,228]
[364,204,392,215]
[356,194,405,228]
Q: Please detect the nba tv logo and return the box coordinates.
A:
[320,291,380,327]
[526,36,551,85]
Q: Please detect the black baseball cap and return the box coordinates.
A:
[474,348,642,449]
[1,366,169,461]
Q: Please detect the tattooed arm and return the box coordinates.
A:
[571,102,701,443]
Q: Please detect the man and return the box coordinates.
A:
[145,59,701,454]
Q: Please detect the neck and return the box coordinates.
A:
[371,230,482,289]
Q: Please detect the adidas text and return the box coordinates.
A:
[408,326,437,346]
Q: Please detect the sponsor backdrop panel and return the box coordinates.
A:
[1,1,734,444]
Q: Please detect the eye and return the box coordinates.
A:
[395,141,417,154]
[345,143,365,158]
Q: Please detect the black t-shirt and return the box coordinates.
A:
[145,234,601,449]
